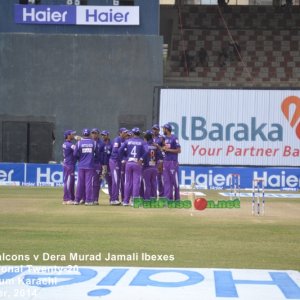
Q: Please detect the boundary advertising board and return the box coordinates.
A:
[159,89,300,166]
[0,163,299,189]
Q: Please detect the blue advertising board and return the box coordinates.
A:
[179,166,300,189]
[0,163,64,187]
[14,5,140,26]
[0,163,299,189]
[0,163,25,184]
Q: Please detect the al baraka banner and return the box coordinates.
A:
[159,89,300,166]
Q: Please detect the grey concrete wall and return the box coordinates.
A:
[0,33,163,162]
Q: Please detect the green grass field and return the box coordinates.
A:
[0,186,299,271]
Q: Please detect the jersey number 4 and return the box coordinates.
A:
[131,146,137,158]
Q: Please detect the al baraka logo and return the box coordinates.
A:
[281,96,300,139]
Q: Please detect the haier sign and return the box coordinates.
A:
[1,163,300,189]
[14,5,140,26]
[0,163,64,187]
[0,266,299,300]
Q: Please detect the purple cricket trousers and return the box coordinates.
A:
[124,162,142,204]
[105,169,113,202]
[109,159,121,201]
[63,165,75,201]
[93,163,102,202]
[163,160,180,201]
[157,171,164,197]
[75,168,94,203]
[120,162,126,201]
[142,167,158,200]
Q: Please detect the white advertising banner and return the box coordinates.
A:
[76,6,140,25]
[159,89,300,166]
[0,266,299,300]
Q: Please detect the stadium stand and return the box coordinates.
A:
[163,5,300,87]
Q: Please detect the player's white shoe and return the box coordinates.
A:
[111,200,121,205]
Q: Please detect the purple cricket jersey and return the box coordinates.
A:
[62,141,76,166]
[73,138,96,169]
[163,134,181,161]
[103,140,113,165]
[94,138,104,164]
[119,137,145,161]
[143,140,163,168]
[110,136,124,161]
[153,134,164,147]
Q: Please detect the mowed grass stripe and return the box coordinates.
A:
[0,187,299,270]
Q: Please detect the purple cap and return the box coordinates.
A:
[82,128,91,136]
[119,127,127,133]
[144,130,153,135]
[162,123,172,131]
[101,130,110,136]
[64,130,76,139]
[131,127,140,135]
[91,128,100,134]
[152,124,160,130]
[144,130,153,141]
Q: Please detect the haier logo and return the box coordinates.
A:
[15,5,76,24]
[1,266,299,299]
[15,5,140,26]
[281,96,300,140]
[77,6,139,25]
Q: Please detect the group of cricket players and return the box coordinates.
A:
[62,124,181,206]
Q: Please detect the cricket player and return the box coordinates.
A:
[101,130,113,202]
[73,128,96,205]
[119,127,145,206]
[120,130,132,203]
[142,130,163,200]
[109,128,128,205]
[62,130,76,204]
[162,123,181,200]
[91,128,104,205]
[152,124,165,197]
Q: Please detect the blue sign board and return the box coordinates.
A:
[0,163,299,189]
[179,166,300,189]
[14,5,140,26]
